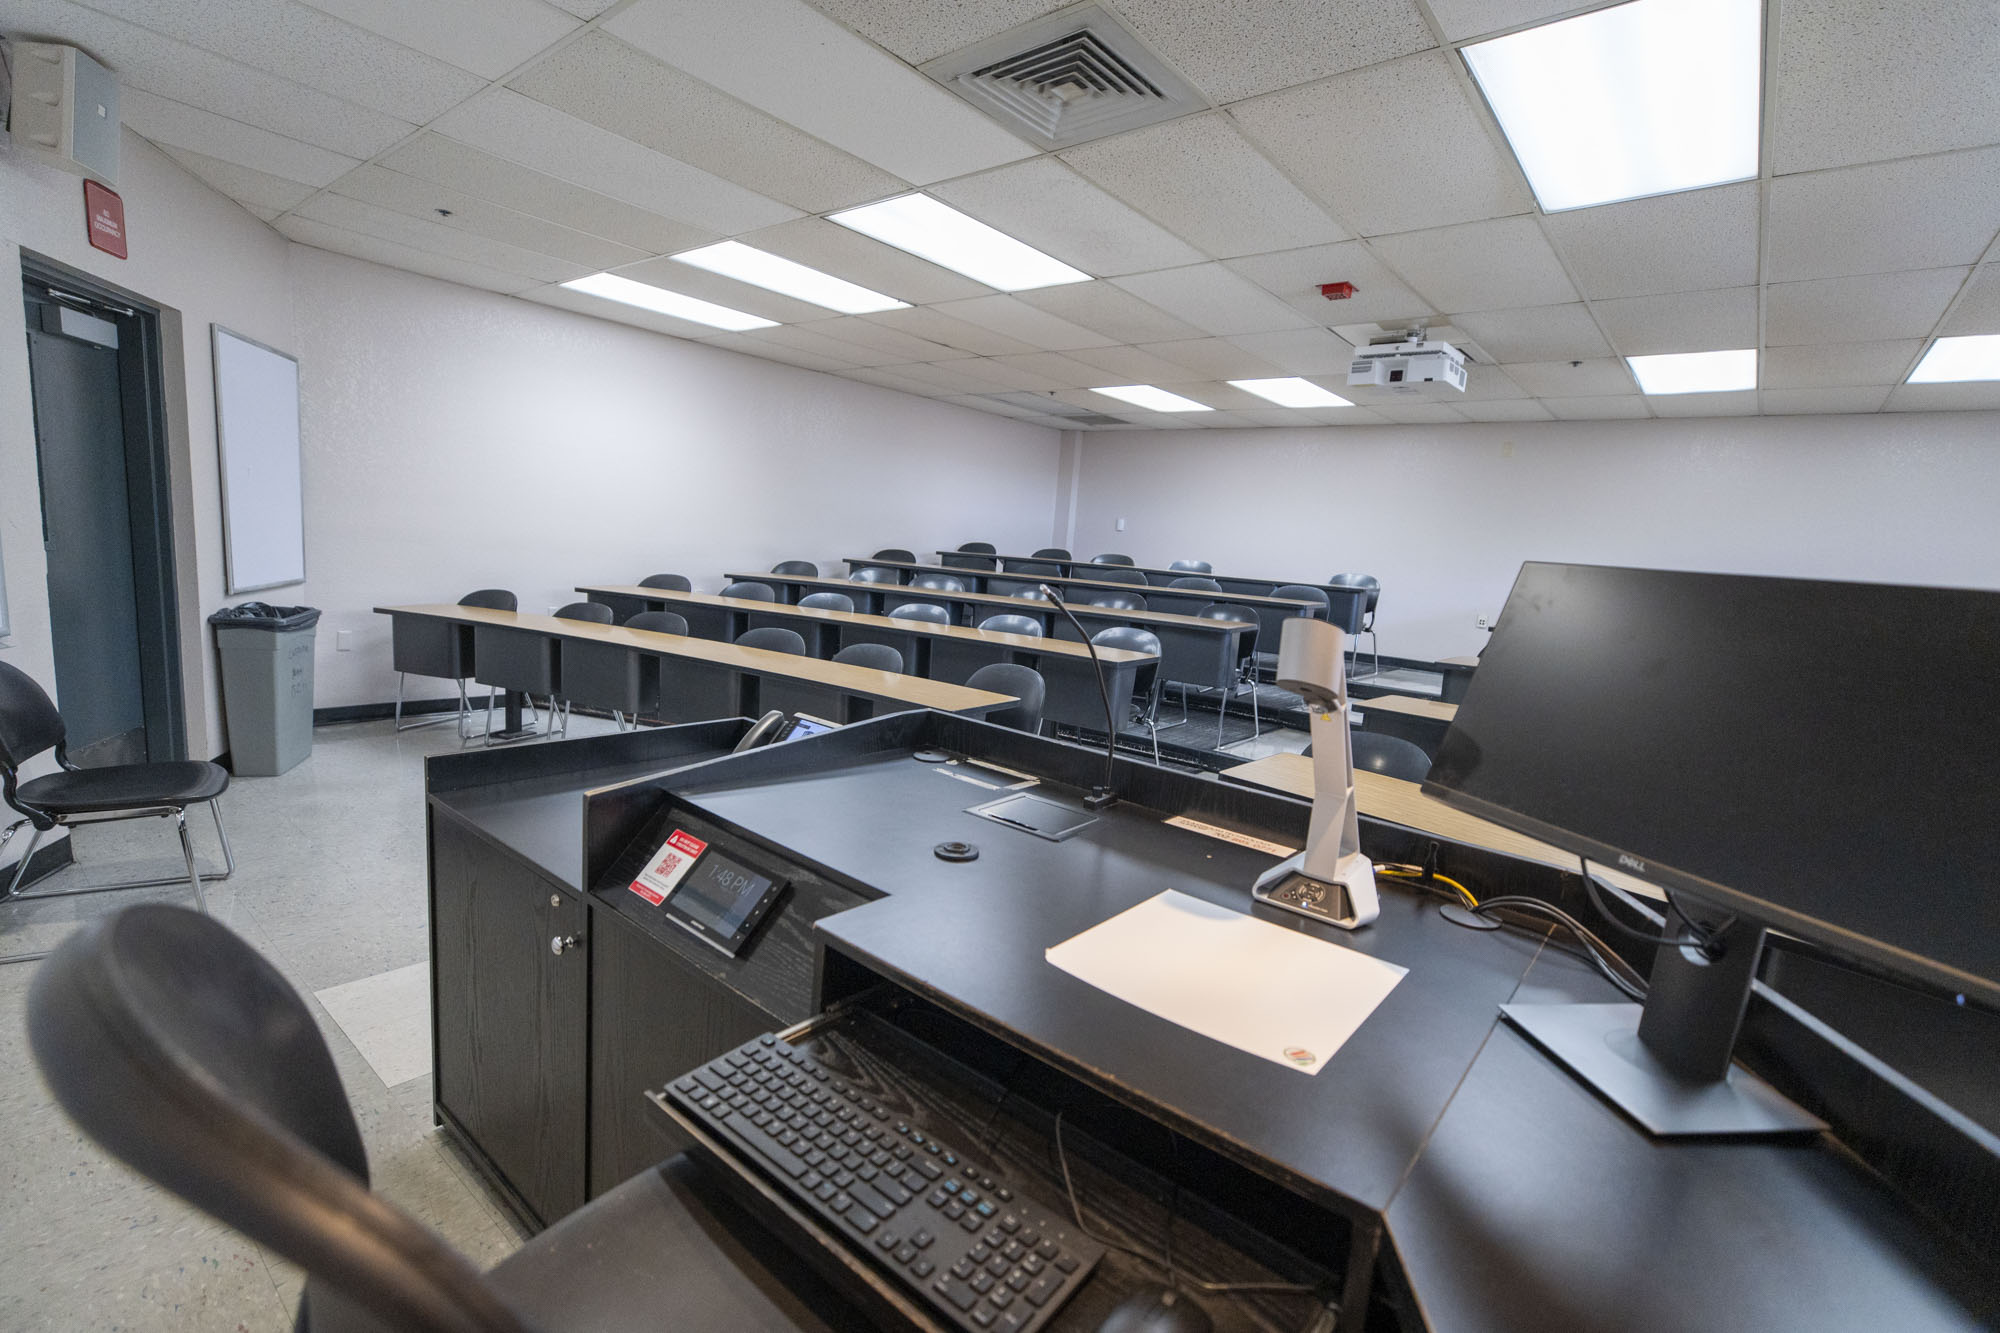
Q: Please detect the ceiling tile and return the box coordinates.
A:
[1542,182,1761,300]
[1648,390,1760,417]
[1059,113,1348,259]
[735,217,990,304]
[1452,304,1609,362]
[1592,287,1758,356]
[1231,52,1534,236]
[803,317,964,362]
[1773,0,2000,175]
[1765,148,2000,282]
[1942,266,2000,335]
[605,0,1036,184]
[430,88,801,233]
[1370,216,1576,313]
[1759,386,1892,415]
[977,356,1084,391]
[991,352,1121,390]
[1455,399,1556,421]
[1136,337,1283,379]
[931,159,1205,276]
[1064,343,1204,384]
[607,256,844,324]
[866,360,1030,395]
[835,366,956,398]
[1503,358,1636,397]
[860,307,1039,357]
[162,145,317,213]
[1115,0,1434,104]
[280,217,537,294]
[1766,267,1969,345]
[1543,396,1651,420]
[1426,0,1585,41]
[1013,282,1203,344]
[1225,240,1433,325]
[1109,264,1316,337]
[298,0,579,80]
[529,280,770,338]
[295,193,589,282]
[697,332,855,373]
[81,0,485,120]
[1369,401,1468,424]
[1223,328,1354,375]
[509,33,905,214]
[379,134,716,254]
[1455,366,1530,401]
[942,358,1079,392]
[331,163,651,270]
[1761,340,1923,389]
[1884,381,2000,411]
[928,295,1119,351]
[548,0,617,15]
[122,88,362,186]
[754,324,905,366]
[804,0,1069,64]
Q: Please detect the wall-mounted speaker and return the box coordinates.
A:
[8,41,120,185]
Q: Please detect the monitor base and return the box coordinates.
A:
[1502,1002,1827,1138]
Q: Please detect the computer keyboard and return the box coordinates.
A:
[667,1034,1105,1333]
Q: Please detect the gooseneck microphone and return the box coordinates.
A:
[1040,584,1118,808]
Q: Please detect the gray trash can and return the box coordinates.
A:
[209,603,321,776]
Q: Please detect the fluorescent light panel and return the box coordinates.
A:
[1092,385,1213,412]
[1463,0,1762,212]
[827,194,1089,292]
[1907,334,2000,383]
[672,240,907,314]
[561,273,776,331]
[1229,377,1354,408]
[1626,349,1756,394]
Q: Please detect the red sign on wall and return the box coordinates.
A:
[83,180,127,259]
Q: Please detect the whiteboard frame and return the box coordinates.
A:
[211,325,306,595]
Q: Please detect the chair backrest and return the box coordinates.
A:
[1011,561,1059,577]
[1009,587,1051,601]
[1168,559,1213,574]
[1272,584,1330,612]
[1093,567,1148,586]
[1328,573,1381,614]
[978,615,1044,638]
[1090,553,1134,565]
[737,627,807,656]
[1032,548,1072,561]
[626,611,689,637]
[911,574,966,593]
[831,643,904,673]
[638,574,691,592]
[721,581,777,602]
[966,664,1045,734]
[849,567,900,584]
[1091,626,1162,690]
[799,592,855,614]
[27,906,532,1333]
[1088,593,1147,612]
[888,603,950,624]
[957,542,997,554]
[1199,603,1261,659]
[771,560,818,576]
[554,601,613,624]
[0,660,65,774]
[1351,731,1432,781]
[873,548,915,562]
[1168,576,1223,592]
[458,588,517,611]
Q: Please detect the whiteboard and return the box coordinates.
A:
[212,326,305,594]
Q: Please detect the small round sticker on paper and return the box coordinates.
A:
[1283,1046,1316,1066]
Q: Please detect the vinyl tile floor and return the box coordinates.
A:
[0,711,620,1331]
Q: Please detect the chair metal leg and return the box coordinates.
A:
[175,812,210,916]
[5,823,45,899]
[210,801,236,881]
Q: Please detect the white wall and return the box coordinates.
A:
[1069,416,2000,662]
[288,247,1063,708]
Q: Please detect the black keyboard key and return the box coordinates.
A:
[911,1258,934,1279]
[912,1230,934,1250]
[951,1259,975,1280]
[927,1188,950,1208]
[875,1230,899,1251]
[725,1112,807,1179]
[1035,1240,1058,1260]
[893,1243,917,1264]
[972,1308,995,1328]
[959,1213,982,1233]
[944,1202,966,1220]
[1053,1253,1078,1274]
[847,1179,897,1220]
[877,1178,912,1207]
[902,1170,926,1193]
[935,1279,979,1313]
[996,1312,1025,1333]
[916,1160,942,1180]
[972,1272,996,1295]
[813,1182,837,1202]
[845,1205,878,1235]
[1022,1255,1045,1275]
[990,1286,1016,1308]
[999,1214,1021,1234]
[831,1192,853,1212]
[1025,1274,1060,1307]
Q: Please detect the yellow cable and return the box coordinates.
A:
[1378,865,1479,908]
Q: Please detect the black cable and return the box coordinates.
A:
[1471,896,1649,1001]
[1578,859,1732,957]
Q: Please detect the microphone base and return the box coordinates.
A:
[1081,787,1118,810]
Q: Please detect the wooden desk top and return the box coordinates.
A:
[1357,694,1458,723]
[851,558,1322,611]
[575,585,1155,665]
[1438,656,1482,669]
[373,605,1013,712]
[725,573,1255,634]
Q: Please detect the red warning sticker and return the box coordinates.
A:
[630,829,708,904]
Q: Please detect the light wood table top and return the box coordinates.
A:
[1356,694,1459,723]
[852,557,1322,611]
[724,573,1255,634]
[374,604,1013,713]
[1438,656,1481,669]
[962,552,1352,595]
[577,585,1155,664]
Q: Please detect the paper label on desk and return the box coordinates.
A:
[630,829,707,905]
[1163,816,1295,858]
[1045,890,1405,1075]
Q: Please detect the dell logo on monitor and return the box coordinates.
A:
[1618,853,1648,872]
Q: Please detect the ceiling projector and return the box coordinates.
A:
[1347,335,1467,394]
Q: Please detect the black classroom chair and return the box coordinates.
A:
[720,582,777,601]
[1089,593,1147,612]
[966,663,1046,735]
[799,592,855,614]
[1168,576,1223,592]
[1328,574,1382,676]
[394,588,516,736]
[1032,548,1072,561]
[737,628,807,656]
[1092,567,1148,587]
[887,603,950,624]
[1090,553,1135,565]
[626,611,689,636]
[831,643,904,673]
[1091,627,1163,762]
[1352,731,1432,781]
[771,560,818,576]
[911,574,966,593]
[848,567,900,584]
[978,615,1043,638]
[639,574,692,592]
[1169,560,1213,574]
[872,548,915,562]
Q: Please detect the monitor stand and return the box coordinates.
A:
[1503,918,1826,1138]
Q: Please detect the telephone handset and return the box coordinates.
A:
[732,711,839,752]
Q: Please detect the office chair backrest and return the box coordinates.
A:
[1169,560,1213,574]
[1008,587,1051,601]
[966,664,1045,734]
[638,574,692,592]
[888,603,950,624]
[957,542,997,554]
[1272,584,1330,613]
[799,592,856,614]
[849,567,900,584]
[873,548,916,562]
[626,611,689,637]
[1199,604,1261,657]
[1090,553,1135,565]
[458,588,517,612]
[831,643,904,673]
[1032,548,1072,561]
[737,627,807,656]
[1168,576,1223,592]
[1012,562,1059,577]
[721,581,777,602]
[1351,731,1432,782]
[771,560,818,576]
[1091,627,1162,689]
[1328,573,1381,613]
[1088,593,1147,612]
[28,906,532,1333]
[554,601,614,624]
[979,615,1043,638]
[1093,567,1148,586]
[911,574,966,593]
[0,660,66,775]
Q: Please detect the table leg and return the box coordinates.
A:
[487,689,537,742]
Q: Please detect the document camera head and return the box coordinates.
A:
[1273,617,1348,713]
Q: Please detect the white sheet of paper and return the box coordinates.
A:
[1045,890,1407,1075]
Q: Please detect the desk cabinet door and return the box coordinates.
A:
[432,817,587,1227]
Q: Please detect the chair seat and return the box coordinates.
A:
[19,761,229,814]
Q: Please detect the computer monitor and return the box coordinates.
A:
[1424,563,2000,1136]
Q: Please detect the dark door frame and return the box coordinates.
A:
[21,252,186,762]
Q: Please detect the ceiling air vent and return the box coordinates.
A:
[921,3,1205,150]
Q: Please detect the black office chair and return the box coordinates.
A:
[798,592,855,614]
[1328,574,1382,676]
[1351,731,1432,782]
[26,905,872,1333]
[771,560,818,576]
[1091,627,1163,762]
[0,663,233,967]
[626,611,688,636]
[1168,576,1224,592]
[911,574,966,593]
[1262,585,1332,681]
[957,542,997,554]
[831,643,904,673]
[978,615,1043,638]
[872,548,915,562]
[395,588,517,736]
[539,603,614,736]
[737,627,807,656]
[639,574,692,593]
[1032,548,1072,561]
[1089,592,1147,612]
[555,602,613,625]
[1092,567,1148,587]
[1169,560,1213,574]
[942,544,997,573]
[848,567,901,584]
[720,581,776,602]
[1191,603,1262,748]
[1090,553,1135,565]
[1009,587,1051,601]
[887,603,950,624]
[966,664,1045,735]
